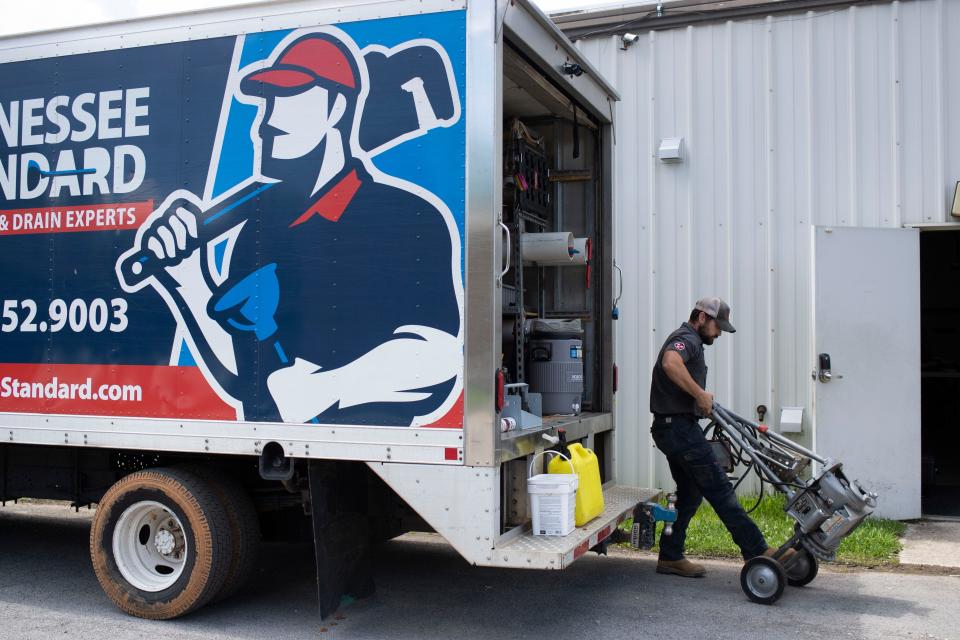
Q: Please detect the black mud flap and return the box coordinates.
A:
[590,538,610,556]
[307,461,375,619]
[631,504,657,550]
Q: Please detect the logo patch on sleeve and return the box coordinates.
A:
[674,342,685,351]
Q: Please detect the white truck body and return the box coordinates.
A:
[0,0,655,617]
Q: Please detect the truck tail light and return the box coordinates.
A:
[495,369,505,412]
[613,363,618,394]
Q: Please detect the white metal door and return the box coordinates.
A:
[813,226,921,520]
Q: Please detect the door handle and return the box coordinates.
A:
[818,353,832,382]
[499,220,511,280]
[816,353,833,382]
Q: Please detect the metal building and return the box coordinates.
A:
[554,0,960,519]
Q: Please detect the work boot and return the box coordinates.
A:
[761,546,797,566]
[656,558,706,578]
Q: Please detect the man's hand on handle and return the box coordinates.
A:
[695,390,714,417]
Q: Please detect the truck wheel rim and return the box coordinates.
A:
[746,563,779,599]
[113,500,188,592]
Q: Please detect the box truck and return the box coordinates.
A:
[0,0,656,620]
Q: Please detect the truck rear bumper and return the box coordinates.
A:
[484,486,660,570]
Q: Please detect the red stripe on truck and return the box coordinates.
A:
[0,362,235,419]
[0,201,153,236]
[423,392,463,429]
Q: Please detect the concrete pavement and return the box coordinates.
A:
[900,520,960,571]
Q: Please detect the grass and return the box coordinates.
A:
[627,493,906,566]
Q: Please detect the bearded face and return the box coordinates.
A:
[697,316,721,345]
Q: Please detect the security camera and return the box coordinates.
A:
[561,62,584,77]
[621,32,639,49]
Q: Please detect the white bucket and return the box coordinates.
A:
[528,451,578,536]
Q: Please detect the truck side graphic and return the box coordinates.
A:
[117,28,464,426]
[2,19,466,427]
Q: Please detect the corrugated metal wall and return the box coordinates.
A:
[572,0,960,490]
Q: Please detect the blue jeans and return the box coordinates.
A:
[651,415,767,561]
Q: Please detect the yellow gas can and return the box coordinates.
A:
[548,443,604,526]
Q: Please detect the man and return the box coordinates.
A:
[118,31,461,425]
[649,296,791,577]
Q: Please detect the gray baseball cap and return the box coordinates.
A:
[694,296,736,333]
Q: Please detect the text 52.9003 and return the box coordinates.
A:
[1,298,129,333]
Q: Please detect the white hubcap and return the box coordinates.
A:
[154,529,177,556]
[113,501,188,592]
[747,564,779,598]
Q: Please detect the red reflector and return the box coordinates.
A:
[444,447,460,461]
[495,369,505,412]
[758,424,769,433]
[573,540,589,560]
[613,363,619,394]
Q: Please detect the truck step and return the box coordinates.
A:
[488,486,660,569]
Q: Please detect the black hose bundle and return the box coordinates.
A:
[703,420,766,514]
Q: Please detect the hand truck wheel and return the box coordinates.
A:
[740,556,786,605]
[785,548,819,587]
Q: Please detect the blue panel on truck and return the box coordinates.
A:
[0,11,466,430]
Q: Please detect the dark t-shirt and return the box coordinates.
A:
[649,322,708,416]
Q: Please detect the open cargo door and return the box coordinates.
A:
[813,226,920,519]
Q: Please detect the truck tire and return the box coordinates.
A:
[176,464,261,601]
[90,467,233,619]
